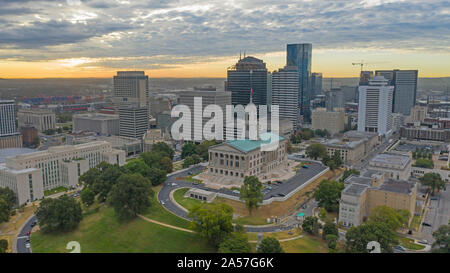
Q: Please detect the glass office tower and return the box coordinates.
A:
[286,43,312,121]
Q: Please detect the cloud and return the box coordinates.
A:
[0,0,448,70]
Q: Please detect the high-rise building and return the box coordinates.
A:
[226,56,268,106]
[272,66,300,130]
[113,71,150,108]
[375,69,418,115]
[118,106,149,139]
[311,72,323,96]
[114,71,150,139]
[286,43,312,121]
[325,88,345,111]
[178,90,232,141]
[357,76,394,136]
[359,71,374,86]
[0,100,22,149]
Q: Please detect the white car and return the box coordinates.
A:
[161,201,165,205]
[25,243,31,249]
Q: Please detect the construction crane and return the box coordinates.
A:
[352,60,367,72]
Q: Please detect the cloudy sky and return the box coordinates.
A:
[0,0,449,78]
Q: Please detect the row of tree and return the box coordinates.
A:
[305,143,342,170]
[181,140,218,168]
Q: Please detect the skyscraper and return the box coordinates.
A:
[375,69,418,115]
[0,100,22,149]
[359,71,374,86]
[113,71,150,139]
[311,72,323,96]
[272,66,300,130]
[113,71,150,108]
[226,56,268,106]
[286,43,312,121]
[357,76,394,136]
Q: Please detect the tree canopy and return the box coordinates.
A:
[306,143,327,160]
[313,179,345,212]
[302,216,322,235]
[239,176,264,215]
[151,142,174,159]
[420,173,446,195]
[36,195,83,233]
[181,142,196,159]
[345,221,398,253]
[107,173,153,220]
[368,206,410,231]
[218,232,251,253]
[257,237,284,253]
[188,203,234,247]
[432,221,449,253]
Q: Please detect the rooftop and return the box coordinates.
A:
[324,138,365,149]
[0,148,36,163]
[226,133,285,153]
[378,179,416,194]
[343,183,369,196]
[369,153,410,167]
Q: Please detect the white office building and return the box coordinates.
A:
[272,66,300,130]
[357,76,394,136]
[0,141,126,205]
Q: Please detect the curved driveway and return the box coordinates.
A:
[158,163,325,233]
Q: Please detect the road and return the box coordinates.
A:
[159,163,327,233]
[16,215,37,253]
[421,186,450,243]
[351,133,398,170]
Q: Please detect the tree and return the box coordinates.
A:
[151,142,174,159]
[183,156,196,168]
[368,206,410,231]
[148,168,167,186]
[322,221,339,240]
[414,158,434,169]
[257,237,284,253]
[326,234,338,249]
[0,199,10,223]
[218,232,251,253]
[139,151,168,170]
[306,143,327,160]
[107,173,153,220]
[36,195,83,233]
[340,169,360,182]
[181,142,196,159]
[79,167,101,187]
[92,163,123,202]
[196,140,216,161]
[0,187,16,208]
[432,221,449,253]
[189,203,234,247]
[345,221,398,253]
[123,158,151,177]
[0,239,8,253]
[332,150,343,168]
[80,187,95,206]
[240,176,264,215]
[160,156,173,173]
[313,180,345,212]
[419,173,446,196]
[302,216,321,235]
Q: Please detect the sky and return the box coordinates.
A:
[0,0,449,78]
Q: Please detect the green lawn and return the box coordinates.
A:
[173,188,203,211]
[141,186,193,230]
[280,235,329,253]
[44,186,68,196]
[397,236,425,250]
[234,215,270,226]
[31,205,215,253]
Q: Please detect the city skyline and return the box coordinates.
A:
[0,0,449,78]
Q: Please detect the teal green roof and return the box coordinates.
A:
[226,133,285,153]
[297,212,305,217]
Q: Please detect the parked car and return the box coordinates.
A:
[26,231,31,236]
[302,165,309,169]
[394,245,406,252]
[25,243,31,249]
[161,201,165,205]
[422,222,432,227]
[30,221,37,227]
[187,171,193,175]
[418,239,428,244]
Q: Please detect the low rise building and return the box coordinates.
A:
[17,109,56,133]
[400,126,450,142]
[20,125,38,147]
[142,129,172,152]
[368,153,412,180]
[207,133,288,183]
[73,113,120,135]
[0,134,22,149]
[0,141,126,205]
[185,188,217,203]
[311,108,345,136]
[67,134,141,157]
[339,170,417,227]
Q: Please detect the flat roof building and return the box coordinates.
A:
[368,153,411,181]
[73,113,119,136]
[17,108,56,133]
